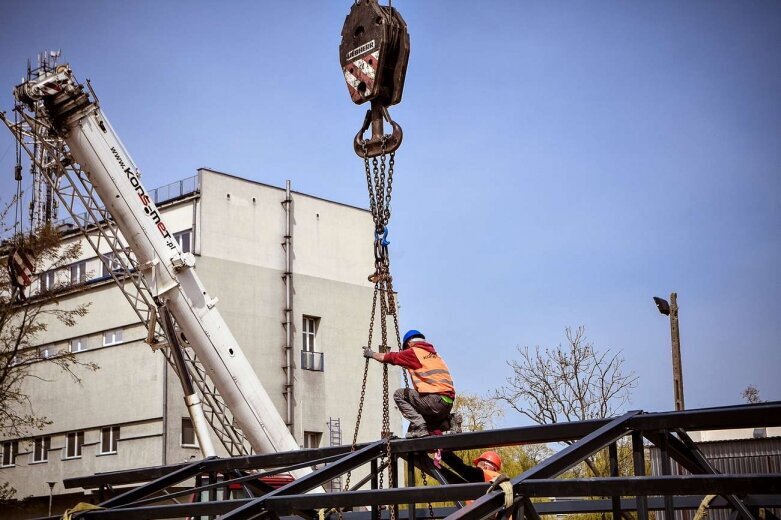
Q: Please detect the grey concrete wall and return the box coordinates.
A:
[1,169,402,506]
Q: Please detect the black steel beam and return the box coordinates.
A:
[629,401,781,432]
[97,457,211,509]
[64,402,781,491]
[65,445,357,489]
[391,419,606,454]
[67,476,781,519]
[220,440,387,520]
[444,411,640,520]
[52,401,781,520]
[674,429,758,520]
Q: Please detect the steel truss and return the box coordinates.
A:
[35,401,780,520]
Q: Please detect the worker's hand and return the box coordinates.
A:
[363,347,375,359]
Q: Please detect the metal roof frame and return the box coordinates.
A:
[40,401,781,520]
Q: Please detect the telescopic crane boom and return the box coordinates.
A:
[11,64,311,479]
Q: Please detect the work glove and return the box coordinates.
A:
[363,347,375,359]
[487,474,514,509]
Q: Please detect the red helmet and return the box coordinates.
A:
[473,450,502,471]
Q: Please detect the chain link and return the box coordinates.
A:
[420,472,436,518]
[344,135,407,520]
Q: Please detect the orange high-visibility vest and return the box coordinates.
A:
[410,346,454,395]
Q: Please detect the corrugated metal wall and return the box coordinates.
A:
[649,436,781,520]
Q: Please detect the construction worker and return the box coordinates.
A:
[441,450,514,516]
[441,450,503,483]
[363,329,455,438]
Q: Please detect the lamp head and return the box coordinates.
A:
[653,297,670,316]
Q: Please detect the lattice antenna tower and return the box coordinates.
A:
[23,50,63,229]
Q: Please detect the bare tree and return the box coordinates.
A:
[453,392,504,432]
[492,326,637,425]
[1,214,96,438]
[741,385,762,404]
[492,326,638,487]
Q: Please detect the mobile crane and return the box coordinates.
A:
[3,60,313,480]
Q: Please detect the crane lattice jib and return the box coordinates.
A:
[7,64,309,476]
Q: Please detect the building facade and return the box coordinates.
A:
[0,168,401,516]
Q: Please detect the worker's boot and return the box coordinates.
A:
[405,422,429,439]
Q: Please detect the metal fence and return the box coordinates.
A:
[48,174,200,233]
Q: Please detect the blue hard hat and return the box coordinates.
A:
[402,329,425,348]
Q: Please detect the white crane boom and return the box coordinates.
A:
[14,65,310,479]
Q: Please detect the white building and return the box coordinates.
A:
[0,168,401,517]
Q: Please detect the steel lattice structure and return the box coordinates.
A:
[30,401,781,520]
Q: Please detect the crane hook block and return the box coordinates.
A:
[340,0,410,107]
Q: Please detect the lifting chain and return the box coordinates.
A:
[420,472,435,519]
[341,3,412,517]
[343,137,405,520]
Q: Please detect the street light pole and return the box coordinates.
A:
[653,292,685,411]
[668,292,685,411]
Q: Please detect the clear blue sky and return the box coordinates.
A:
[1,1,778,424]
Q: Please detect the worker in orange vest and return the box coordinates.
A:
[442,450,503,483]
[364,329,456,438]
[441,450,514,516]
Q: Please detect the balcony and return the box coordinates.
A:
[301,351,324,372]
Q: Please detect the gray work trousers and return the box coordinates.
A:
[393,388,453,429]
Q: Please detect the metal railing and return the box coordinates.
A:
[48,175,200,234]
[301,351,324,372]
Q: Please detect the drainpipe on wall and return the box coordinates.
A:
[282,180,294,434]
[162,350,168,465]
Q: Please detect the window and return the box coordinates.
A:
[101,252,122,277]
[70,260,88,284]
[301,316,323,371]
[65,431,84,459]
[303,431,322,449]
[1,440,18,467]
[100,426,119,454]
[174,229,192,253]
[33,436,50,463]
[302,316,318,352]
[103,328,123,347]
[181,418,197,447]
[40,270,56,293]
[39,345,51,359]
[70,337,88,353]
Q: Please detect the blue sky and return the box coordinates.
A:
[1,1,778,424]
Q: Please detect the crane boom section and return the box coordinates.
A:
[16,66,307,477]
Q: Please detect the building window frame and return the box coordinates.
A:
[103,328,124,347]
[70,337,88,353]
[70,260,88,285]
[32,436,51,463]
[40,269,56,293]
[1,440,18,467]
[64,431,84,459]
[303,431,322,449]
[101,251,122,277]
[302,316,318,352]
[174,229,192,253]
[100,426,119,455]
[181,417,198,447]
[301,316,324,371]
